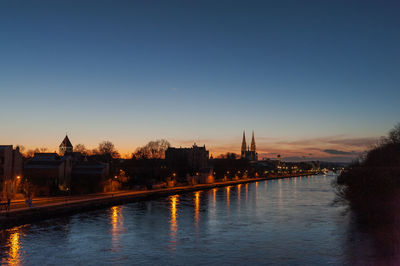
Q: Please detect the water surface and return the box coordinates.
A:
[0,175,381,265]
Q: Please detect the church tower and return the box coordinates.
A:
[59,135,73,155]
[250,130,258,161]
[241,131,247,159]
[251,130,256,152]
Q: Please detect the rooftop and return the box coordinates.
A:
[60,135,73,148]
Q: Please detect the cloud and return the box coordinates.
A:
[273,136,378,148]
[323,149,359,155]
[327,137,378,147]
[171,88,178,91]
[281,156,356,163]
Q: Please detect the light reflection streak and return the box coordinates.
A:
[7,229,21,266]
[237,184,241,210]
[226,186,231,211]
[245,183,249,207]
[194,191,201,229]
[209,188,218,230]
[110,205,124,252]
[278,179,283,210]
[213,188,217,209]
[169,194,179,247]
[255,182,259,199]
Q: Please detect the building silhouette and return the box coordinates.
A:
[0,145,23,196]
[59,135,73,155]
[241,131,258,161]
[165,143,209,179]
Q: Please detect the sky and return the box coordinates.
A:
[1,0,399,161]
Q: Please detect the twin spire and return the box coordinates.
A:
[241,130,256,152]
[241,130,258,160]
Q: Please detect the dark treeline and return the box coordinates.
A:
[334,125,400,261]
[334,123,400,225]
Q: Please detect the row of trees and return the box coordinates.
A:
[18,141,120,159]
[19,139,172,160]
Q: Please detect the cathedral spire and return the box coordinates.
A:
[241,131,247,151]
[241,131,247,158]
[251,130,256,152]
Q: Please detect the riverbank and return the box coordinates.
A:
[0,173,316,229]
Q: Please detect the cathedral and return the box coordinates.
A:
[241,131,258,161]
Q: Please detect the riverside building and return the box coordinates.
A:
[24,135,109,195]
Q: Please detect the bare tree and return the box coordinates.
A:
[134,139,170,159]
[74,144,90,155]
[16,145,25,153]
[95,141,120,158]
[24,148,43,158]
[218,152,239,159]
[388,123,400,144]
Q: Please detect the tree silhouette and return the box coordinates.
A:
[134,139,170,159]
[94,141,120,158]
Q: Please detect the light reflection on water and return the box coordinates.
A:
[1,227,23,266]
[194,191,200,229]
[110,205,124,252]
[237,184,241,211]
[169,195,179,250]
[2,175,399,265]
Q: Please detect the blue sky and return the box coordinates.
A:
[1,0,399,160]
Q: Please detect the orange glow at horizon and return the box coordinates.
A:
[12,132,373,161]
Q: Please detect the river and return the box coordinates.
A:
[0,175,394,265]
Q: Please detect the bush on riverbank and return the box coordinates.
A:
[334,123,400,223]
